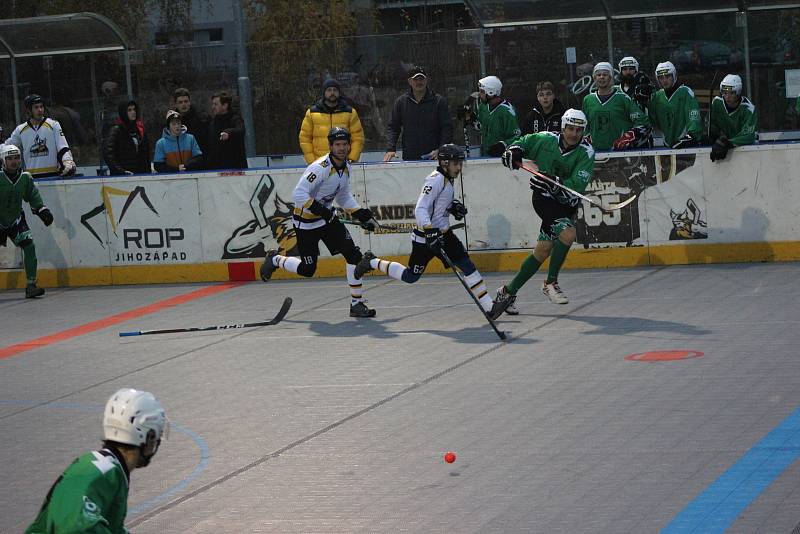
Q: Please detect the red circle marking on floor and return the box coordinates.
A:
[625,350,704,362]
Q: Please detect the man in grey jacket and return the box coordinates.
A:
[383,66,454,161]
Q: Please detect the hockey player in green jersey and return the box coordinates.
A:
[493,109,595,313]
[708,74,758,162]
[26,388,167,534]
[467,75,521,157]
[0,144,53,298]
[581,62,651,150]
[649,61,702,148]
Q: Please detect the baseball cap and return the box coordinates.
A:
[408,66,427,79]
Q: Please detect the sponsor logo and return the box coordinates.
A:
[80,185,189,263]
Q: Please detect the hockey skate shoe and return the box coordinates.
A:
[494,286,518,316]
[350,301,376,318]
[542,281,568,304]
[25,283,45,299]
[260,250,278,282]
[354,251,376,279]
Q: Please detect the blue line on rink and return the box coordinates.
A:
[662,405,800,533]
[0,400,210,517]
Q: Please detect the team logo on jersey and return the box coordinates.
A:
[30,135,49,158]
[82,496,102,521]
[223,174,299,258]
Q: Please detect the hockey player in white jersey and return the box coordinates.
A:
[353,144,510,320]
[259,127,381,318]
[8,94,76,178]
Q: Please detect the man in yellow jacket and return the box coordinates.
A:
[299,78,364,163]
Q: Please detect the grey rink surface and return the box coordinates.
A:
[2,262,800,533]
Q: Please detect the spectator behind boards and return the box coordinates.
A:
[206,91,247,170]
[103,100,151,175]
[383,66,453,161]
[25,389,167,534]
[153,110,203,173]
[173,87,208,162]
[8,94,77,178]
[299,78,364,164]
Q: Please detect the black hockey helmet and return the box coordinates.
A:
[24,94,44,110]
[327,126,351,144]
[437,143,466,163]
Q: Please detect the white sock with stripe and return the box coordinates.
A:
[346,264,364,305]
[464,270,492,312]
[371,258,407,281]
[273,255,301,274]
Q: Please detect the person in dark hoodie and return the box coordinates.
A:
[173,87,208,163]
[299,78,364,164]
[206,91,247,170]
[103,100,151,175]
[383,66,453,161]
[153,110,203,173]
[521,81,566,135]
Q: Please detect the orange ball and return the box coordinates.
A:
[444,451,456,464]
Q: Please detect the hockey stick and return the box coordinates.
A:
[437,248,507,341]
[518,163,637,212]
[119,297,292,337]
[339,219,465,232]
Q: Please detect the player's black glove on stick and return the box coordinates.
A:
[424,228,442,253]
[487,141,507,157]
[501,145,523,170]
[34,206,54,226]
[308,200,338,224]
[448,200,468,221]
[352,208,378,231]
[529,172,561,196]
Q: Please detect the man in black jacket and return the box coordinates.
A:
[103,100,151,175]
[383,66,453,161]
[521,81,566,135]
[173,88,208,162]
[206,91,247,170]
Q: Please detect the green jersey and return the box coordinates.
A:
[512,131,595,205]
[476,100,521,155]
[0,170,44,228]
[26,448,130,534]
[581,90,650,150]
[709,96,758,146]
[649,84,702,147]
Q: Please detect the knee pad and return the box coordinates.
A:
[18,237,33,249]
[454,257,476,276]
[342,247,362,266]
[401,270,422,284]
[297,262,317,277]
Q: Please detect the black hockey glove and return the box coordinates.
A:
[671,133,698,150]
[710,135,734,162]
[352,208,378,231]
[448,199,468,221]
[424,228,442,253]
[34,206,54,226]
[308,200,338,224]
[501,145,523,170]
[633,83,653,107]
[529,172,561,196]
[487,141,507,157]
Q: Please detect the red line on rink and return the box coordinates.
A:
[0,282,242,360]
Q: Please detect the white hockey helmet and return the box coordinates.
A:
[593,62,614,75]
[618,56,639,71]
[655,61,677,85]
[103,388,167,450]
[561,108,588,131]
[1,143,21,162]
[478,75,502,97]
[720,74,742,95]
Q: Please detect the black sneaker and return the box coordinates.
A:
[495,286,518,315]
[350,301,376,318]
[487,286,513,320]
[354,251,376,279]
[260,250,278,282]
[25,283,45,299]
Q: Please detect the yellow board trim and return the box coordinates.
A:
[2,241,800,289]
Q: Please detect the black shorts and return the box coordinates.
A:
[532,192,578,242]
[0,211,30,247]
[295,220,361,264]
[407,230,468,276]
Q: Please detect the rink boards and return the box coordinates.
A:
[1,143,799,288]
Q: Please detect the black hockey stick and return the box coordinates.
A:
[119,297,293,337]
[339,219,465,232]
[519,163,637,212]
[438,248,507,341]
